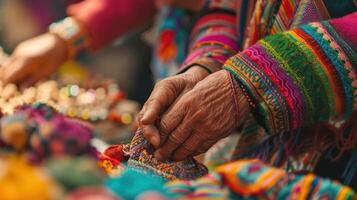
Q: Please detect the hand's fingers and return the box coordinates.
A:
[0,56,13,68]
[157,101,186,145]
[140,79,184,125]
[141,124,160,148]
[140,79,186,147]
[20,70,45,89]
[20,59,56,88]
[172,132,203,161]
[154,116,193,160]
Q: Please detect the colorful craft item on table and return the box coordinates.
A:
[99,129,207,180]
[46,156,105,191]
[106,159,355,199]
[124,129,208,180]
[0,155,61,200]
[98,144,126,176]
[166,173,228,199]
[0,80,129,124]
[214,160,355,199]
[0,103,95,162]
[105,169,171,200]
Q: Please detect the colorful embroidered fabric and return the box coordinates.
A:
[100,129,208,180]
[217,160,355,199]
[0,103,95,162]
[181,0,357,72]
[151,7,194,80]
[243,0,357,48]
[105,159,355,199]
[203,133,240,170]
[224,14,357,135]
[183,0,357,185]
[223,13,357,178]
[106,169,171,200]
[180,0,240,73]
[124,129,208,180]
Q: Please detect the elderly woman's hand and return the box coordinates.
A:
[138,66,210,147]
[152,70,250,161]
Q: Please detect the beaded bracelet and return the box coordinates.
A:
[49,17,90,59]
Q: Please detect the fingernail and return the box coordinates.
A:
[143,125,160,148]
[149,134,160,149]
[154,150,163,161]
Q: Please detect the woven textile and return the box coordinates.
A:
[0,103,95,162]
[123,129,208,180]
[106,159,355,199]
[224,13,357,175]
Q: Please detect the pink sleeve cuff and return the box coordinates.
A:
[67,0,156,50]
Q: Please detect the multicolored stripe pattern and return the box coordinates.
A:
[224,20,357,134]
[215,160,355,199]
[164,159,356,199]
[180,0,239,73]
[124,129,208,180]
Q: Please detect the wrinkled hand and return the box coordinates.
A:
[0,33,67,87]
[138,66,210,147]
[153,70,249,161]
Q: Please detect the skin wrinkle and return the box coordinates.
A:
[153,70,248,160]
[138,61,251,161]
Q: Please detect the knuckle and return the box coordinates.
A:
[153,83,177,101]
[179,97,192,111]
[159,118,170,133]
[181,142,195,153]
[168,134,183,145]
[174,125,187,136]
[192,126,207,141]
[195,109,206,119]
[156,79,171,88]
[146,97,156,106]
[200,123,212,133]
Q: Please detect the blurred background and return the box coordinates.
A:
[0,2,160,199]
[0,0,154,105]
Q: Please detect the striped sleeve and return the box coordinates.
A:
[224,12,357,134]
[179,0,239,73]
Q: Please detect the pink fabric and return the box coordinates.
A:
[329,12,357,52]
[67,0,156,50]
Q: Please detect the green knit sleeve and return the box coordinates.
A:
[224,14,357,135]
